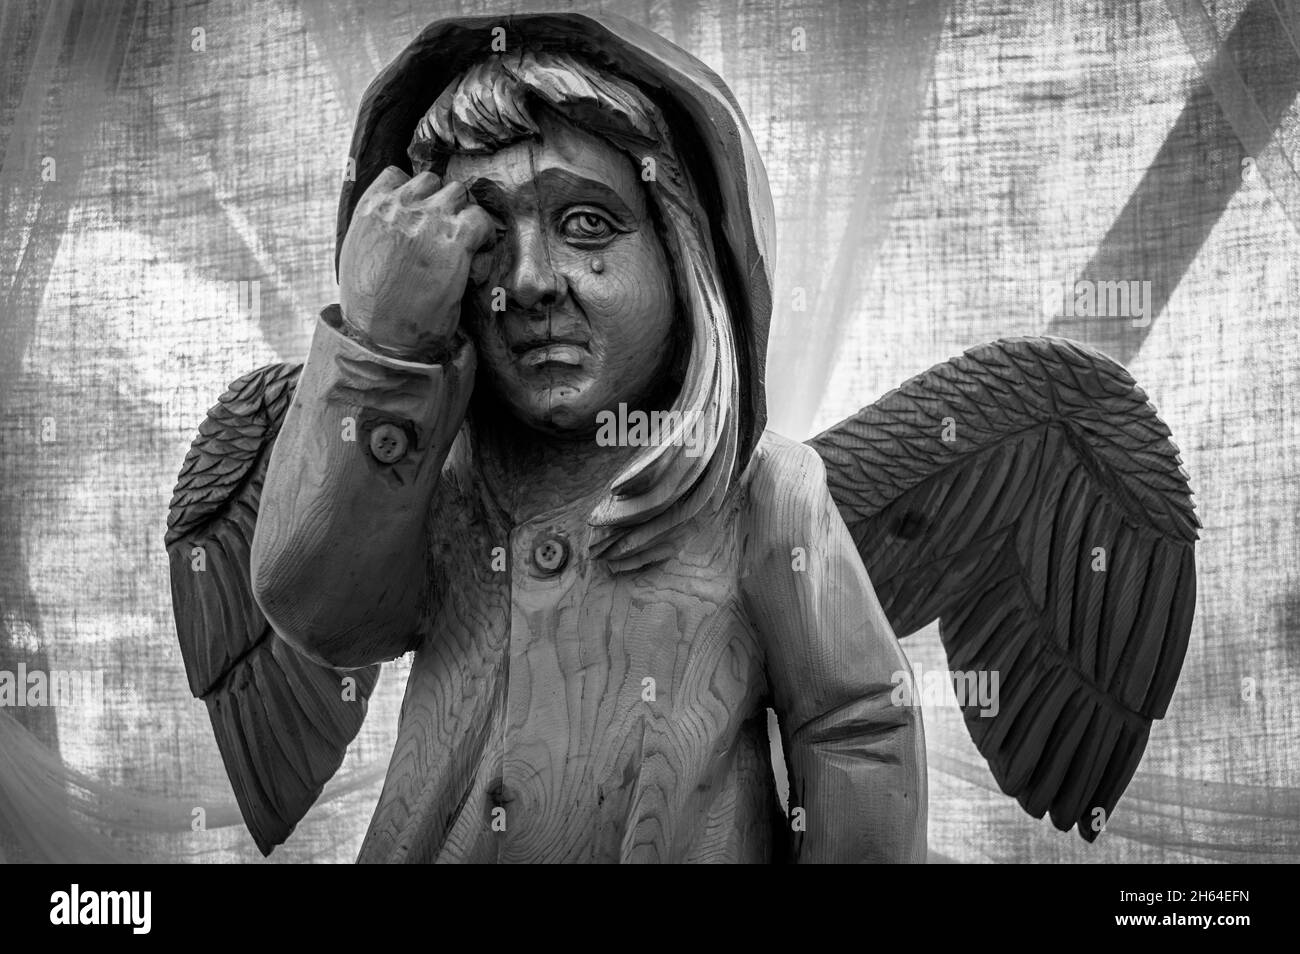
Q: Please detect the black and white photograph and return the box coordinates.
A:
[0,0,1294,910]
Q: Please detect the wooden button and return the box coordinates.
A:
[369,423,408,464]
[531,535,569,575]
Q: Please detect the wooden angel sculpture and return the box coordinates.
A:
[166,12,1197,863]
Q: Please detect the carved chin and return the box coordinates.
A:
[516,383,599,436]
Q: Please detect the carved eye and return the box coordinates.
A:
[560,210,615,243]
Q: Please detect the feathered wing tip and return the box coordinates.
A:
[167,363,380,855]
[808,336,1198,840]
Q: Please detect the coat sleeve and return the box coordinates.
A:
[250,304,475,669]
[741,438,928,863]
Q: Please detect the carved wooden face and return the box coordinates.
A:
[447,111,677,436]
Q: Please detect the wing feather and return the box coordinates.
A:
[167,363,380,855]
[809,336,1197,839]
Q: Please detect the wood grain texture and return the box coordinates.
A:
[354,429,919,863]
[741,435,928,862]
[354,428,782,862]
[809,336,1198,839]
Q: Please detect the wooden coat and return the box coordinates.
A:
[250,307,926,863]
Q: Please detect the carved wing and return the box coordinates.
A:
[166,363,380,855]
[808,337,1198,840]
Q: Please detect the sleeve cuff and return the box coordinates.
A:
[294,304,476,484]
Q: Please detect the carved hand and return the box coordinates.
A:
[339,165,496,359]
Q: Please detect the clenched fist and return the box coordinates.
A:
[338,165,496,359]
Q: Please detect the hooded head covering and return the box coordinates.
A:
[336,13,774,476]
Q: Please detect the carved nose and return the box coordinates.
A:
[506,224,565,311]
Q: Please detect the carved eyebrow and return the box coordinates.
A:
[533,168,639,223]
[466,169,640,225]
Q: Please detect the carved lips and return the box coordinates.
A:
[509,333,590,368]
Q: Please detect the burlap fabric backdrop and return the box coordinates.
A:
[1,0,1297,862]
